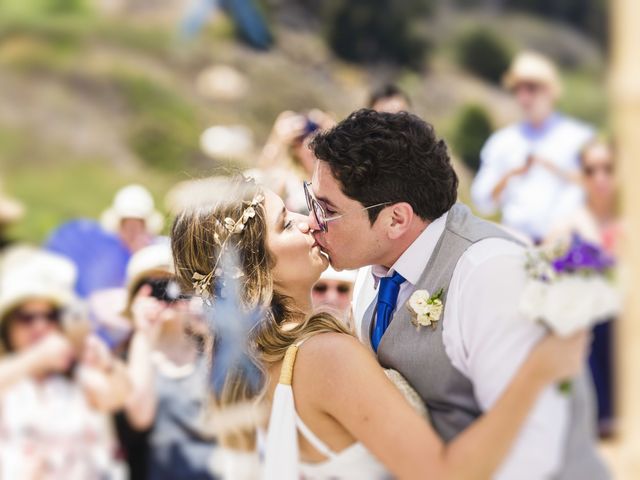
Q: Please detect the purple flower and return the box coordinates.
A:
[552,233,615,274]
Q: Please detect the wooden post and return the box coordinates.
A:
[610,0,640,477]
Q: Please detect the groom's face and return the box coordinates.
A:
[309,161,387,271]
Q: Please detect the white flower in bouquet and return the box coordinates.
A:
[520,276,620,337]
[519,234,621,393]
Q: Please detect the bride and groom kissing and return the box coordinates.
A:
[171,109,609,479]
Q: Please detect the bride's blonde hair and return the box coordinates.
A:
[170,177,351,449]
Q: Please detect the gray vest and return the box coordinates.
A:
[361,203,609,479]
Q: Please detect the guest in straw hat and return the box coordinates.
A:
[471,50,595,242]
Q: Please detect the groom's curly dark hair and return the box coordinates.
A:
[310,109,458,223]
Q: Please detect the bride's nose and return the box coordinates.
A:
[289,212,311,234]
[297,220,311,234]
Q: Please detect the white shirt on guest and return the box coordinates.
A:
[352,210,570,480]
[471,113,594,240]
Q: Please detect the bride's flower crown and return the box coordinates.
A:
[191,192,265,302]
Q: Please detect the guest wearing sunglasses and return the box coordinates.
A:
[311,267,357,329]
[471,51,595,243]
[546,140,621,252]
[0,250,129,479]
[545,140,622,439]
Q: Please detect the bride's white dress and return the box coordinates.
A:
[262,339,427,480]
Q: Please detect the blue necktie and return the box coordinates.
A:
[371,271,406,352]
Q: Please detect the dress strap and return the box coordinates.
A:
[295,414,337,460]
[278,344,299,386]
[276,337,337,460]
[278,337,310,385]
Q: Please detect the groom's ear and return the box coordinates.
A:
[385,202,414,240]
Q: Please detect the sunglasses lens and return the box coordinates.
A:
[15,309,60,326]
[313,201,326,232]
[313,283,328,294]
[584,164,614,177]
[303,183,312,210]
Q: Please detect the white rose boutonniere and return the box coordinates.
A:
[407,288,444,329]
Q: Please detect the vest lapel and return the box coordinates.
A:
[377,213,452,352]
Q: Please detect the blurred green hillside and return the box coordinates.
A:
[0,0,608,242]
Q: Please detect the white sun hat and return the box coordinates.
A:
[126,242,174,289]
[0,250,78,324]
[100,184,164,235]
[502,50,563,97]
[123,242,175,317]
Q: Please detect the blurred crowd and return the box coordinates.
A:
[0,49,620,478]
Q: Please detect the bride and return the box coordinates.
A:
[171,177,589,479]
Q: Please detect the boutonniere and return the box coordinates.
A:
[407,288,445,328]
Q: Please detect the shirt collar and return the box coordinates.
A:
[371,211,448,287]
[520,112,562,141]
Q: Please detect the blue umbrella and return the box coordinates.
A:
[45,219,131,298]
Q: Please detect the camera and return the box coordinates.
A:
[143,278,191,303]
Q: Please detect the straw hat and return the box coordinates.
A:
[0,183,24,225]
[0,250,77,324]
[502,51,562,97]
[101,184,164,235]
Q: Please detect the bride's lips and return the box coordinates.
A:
[311,239,330,261]
[311,238,324,251]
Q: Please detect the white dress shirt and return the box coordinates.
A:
[353,211,570,479]
[471,113,594,240]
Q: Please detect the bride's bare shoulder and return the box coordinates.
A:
[299,332,368,355]
[294,332,379,383]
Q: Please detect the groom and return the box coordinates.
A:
[305,109,608,479]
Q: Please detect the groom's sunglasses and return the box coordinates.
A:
[303,181,390,233]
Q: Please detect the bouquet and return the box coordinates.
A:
[519,234,621,391]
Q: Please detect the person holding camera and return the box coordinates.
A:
[247,109,335,214]
[0,249,129,479]
[117,243,217,480]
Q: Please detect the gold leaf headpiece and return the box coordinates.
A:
[191,193,264,302]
